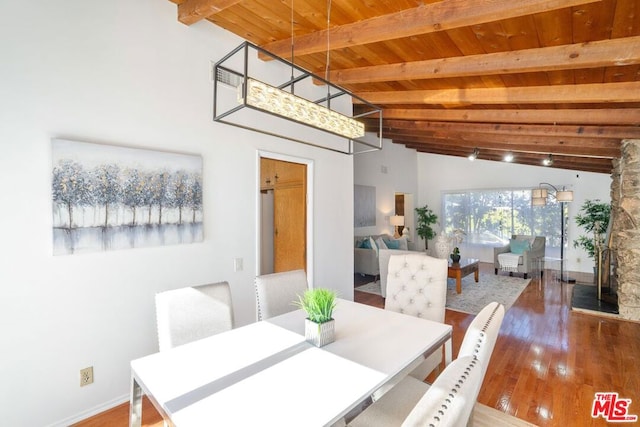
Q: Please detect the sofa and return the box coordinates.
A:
[354,234,409,277]
[494,235,546,279]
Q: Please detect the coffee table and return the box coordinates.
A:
[448,258,479,294]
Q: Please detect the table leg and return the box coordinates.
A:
[456,272,462,294]
[129,375,142,427]
[444,338,453,365]
[474,267,479,283]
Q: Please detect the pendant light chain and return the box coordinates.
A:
[326,0,332,107]
[290,0,295,86]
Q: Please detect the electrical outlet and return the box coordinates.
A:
[234,257,243,272]
[80,366,94,387]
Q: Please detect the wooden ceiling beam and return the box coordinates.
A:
[331,36,640,84]
[375,119,640,139]
[260,0,601,59]
[177,0,243,25]
[355,81,640,106]
[369,108,640,126]
[397,141,613,173]
[382,132,619,158]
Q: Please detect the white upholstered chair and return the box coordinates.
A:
[155,281,234,352]
[348,302,505,427]
[255,269,308,321]
[378,249,419,298]
[385,253,448,382]
[349,356,482,427]
[494,235,546,279]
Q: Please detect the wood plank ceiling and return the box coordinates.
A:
[169,0,640,174]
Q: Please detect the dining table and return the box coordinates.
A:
[129,298,452,427]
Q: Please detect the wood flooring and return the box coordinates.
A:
[76,264,640,426]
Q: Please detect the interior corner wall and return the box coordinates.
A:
[354,140,419,240]
[0,1,353,425]
[416,153,611,273]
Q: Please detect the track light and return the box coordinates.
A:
[542,154,554,166]
[503,152,514,162]
[468,148,479,161]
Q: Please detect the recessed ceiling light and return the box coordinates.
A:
[542,154,554,166]
[504,152,514,162]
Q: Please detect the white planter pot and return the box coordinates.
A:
[434,232,451,259]
[305,318,335,347]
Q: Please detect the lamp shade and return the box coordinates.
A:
[390,215,404,226]
[532,197,547,206]
[531,188,548,199]
[556,190,574,202]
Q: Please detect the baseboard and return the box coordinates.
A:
[46,394,129,427]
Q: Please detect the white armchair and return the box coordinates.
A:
[494,235,545,279]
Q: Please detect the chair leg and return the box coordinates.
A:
[524,273,528,280]
[494,268,498,275]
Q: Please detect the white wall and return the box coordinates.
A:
[354,139,418,240]
[0,1,353,425]
[417,153,611,272]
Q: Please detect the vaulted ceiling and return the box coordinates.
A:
[168,0,640,173]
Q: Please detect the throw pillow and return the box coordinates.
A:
[369,236,379,257]
[384,239,400,249]
[360,238,372,249]
[510,239,531,254]
[376,237,389,250]
[396,236,408,250]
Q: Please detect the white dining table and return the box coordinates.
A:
[129,298,452,427]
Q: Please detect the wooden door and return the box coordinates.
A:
[274,183,306,272]
[261,158,307,273]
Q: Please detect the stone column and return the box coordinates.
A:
[612,139,640,321]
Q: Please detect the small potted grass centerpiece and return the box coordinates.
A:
[295,288,337,347]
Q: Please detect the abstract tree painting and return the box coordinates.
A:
[52,139,203,255]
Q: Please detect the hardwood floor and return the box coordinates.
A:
[77,264,640,426]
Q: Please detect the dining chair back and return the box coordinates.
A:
[458,301,505,377]
[385,253,448,382]
[348,303,506,427]
[155,281,234,352]
[347,356,482,427]
[401,355,483,426]
[255,269,308,321]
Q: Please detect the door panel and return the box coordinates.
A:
[274,184,306,272]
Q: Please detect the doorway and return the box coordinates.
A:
[395,192,415,243]
[258,154,312,278]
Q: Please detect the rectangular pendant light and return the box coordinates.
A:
[213,42,382,155]
[240,78,365,139]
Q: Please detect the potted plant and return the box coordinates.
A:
[572,199,611,277]
[295,288,337,347]
[415,204,438,250]
[450,247,461,263]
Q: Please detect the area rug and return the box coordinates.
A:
[355,274,530,315]
[355,281,382,295]
[446,274,530,314]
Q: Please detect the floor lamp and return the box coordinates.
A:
[531,183,575,283]
[390,215,404,238]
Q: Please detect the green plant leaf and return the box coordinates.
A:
[294,288,337,324]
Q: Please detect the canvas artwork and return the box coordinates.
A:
[51,139,203,255]
[354,184,376,227]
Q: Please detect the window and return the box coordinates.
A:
[442,188,566,258]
